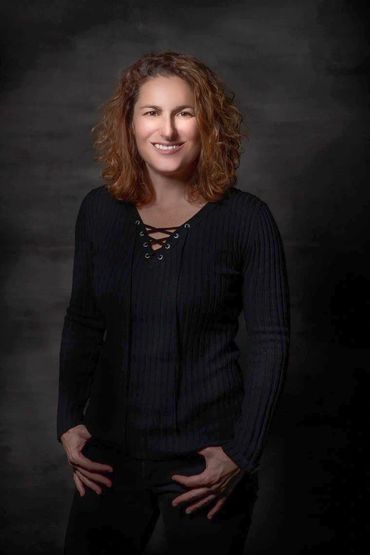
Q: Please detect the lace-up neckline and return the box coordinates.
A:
[130,201,218,263]
[142,223,182,252]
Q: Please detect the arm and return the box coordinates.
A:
[56,191,106,443]
[221,201,291,474]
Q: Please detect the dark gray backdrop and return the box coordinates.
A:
[0,1,367,553]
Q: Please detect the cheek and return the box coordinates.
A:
[132,119,153,141]
[187,124,201,145]
[188,132,201,153]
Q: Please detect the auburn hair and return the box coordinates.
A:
[91,50,247,205]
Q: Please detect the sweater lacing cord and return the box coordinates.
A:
[143,223,180,249]
[174,226,190,435]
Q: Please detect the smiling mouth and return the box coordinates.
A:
[151,142,184,152]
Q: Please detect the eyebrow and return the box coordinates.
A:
[138,104,195,111]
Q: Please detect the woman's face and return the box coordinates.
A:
[131,75,201,181]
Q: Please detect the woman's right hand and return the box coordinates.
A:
[60,424,114,496]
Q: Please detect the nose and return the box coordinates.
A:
[160,114,178,139]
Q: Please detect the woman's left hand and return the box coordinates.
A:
[170,446,246,519]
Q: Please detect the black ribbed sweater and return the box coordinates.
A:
[56,185,290,474]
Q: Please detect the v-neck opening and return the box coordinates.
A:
[130,201,217,260]
[129,191,230,262]
[133,201,213,233]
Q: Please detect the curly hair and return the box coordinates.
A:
[91,50,247,205]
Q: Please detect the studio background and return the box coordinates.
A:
[0,1,367,553]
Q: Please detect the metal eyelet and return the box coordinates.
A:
[164,243,171,249]
[184,223,191,228]
[144,252,151,258]
[173,233,179,239]
[139,230,145,236]
[135,219,140,225]
[143,242,148,247]
[157,254,164,260]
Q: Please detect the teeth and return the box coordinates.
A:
[153,143,182,150]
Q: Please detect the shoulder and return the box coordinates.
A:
[228,186,267,210]
[226,186,270,224]
[78,185,121,221]
[79,185,110,210]
[75,186,120,238]
[226,188,284,253]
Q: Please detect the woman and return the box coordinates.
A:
[57,50,290,554]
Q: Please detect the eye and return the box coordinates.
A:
[143,110,158,116]
[178,111,193,117]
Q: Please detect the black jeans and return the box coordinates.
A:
[64,437,259,555]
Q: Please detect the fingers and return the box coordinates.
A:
[69,450,113,496]
[74,469,103,495]
[171,468,239,519]
[172,489,227,519]
[184,493,217,514]
[207,496,227,520]
[74,466,113,489]
[73,452,113,474]
[172,486,215,508]
[73,471,85,496]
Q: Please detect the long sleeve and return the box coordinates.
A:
[221,201,291,474]
[56,192,106,443]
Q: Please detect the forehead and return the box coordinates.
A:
[136,75,194,103]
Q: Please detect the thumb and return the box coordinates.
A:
[171,467,208,487]
[196,447,211,459]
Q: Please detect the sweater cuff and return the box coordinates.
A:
[220,440,260,475]
[57,404,85,443]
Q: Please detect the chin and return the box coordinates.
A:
[153,166,185,176]
[148,160,187,172]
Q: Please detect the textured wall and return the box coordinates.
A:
[0,1,367,553]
